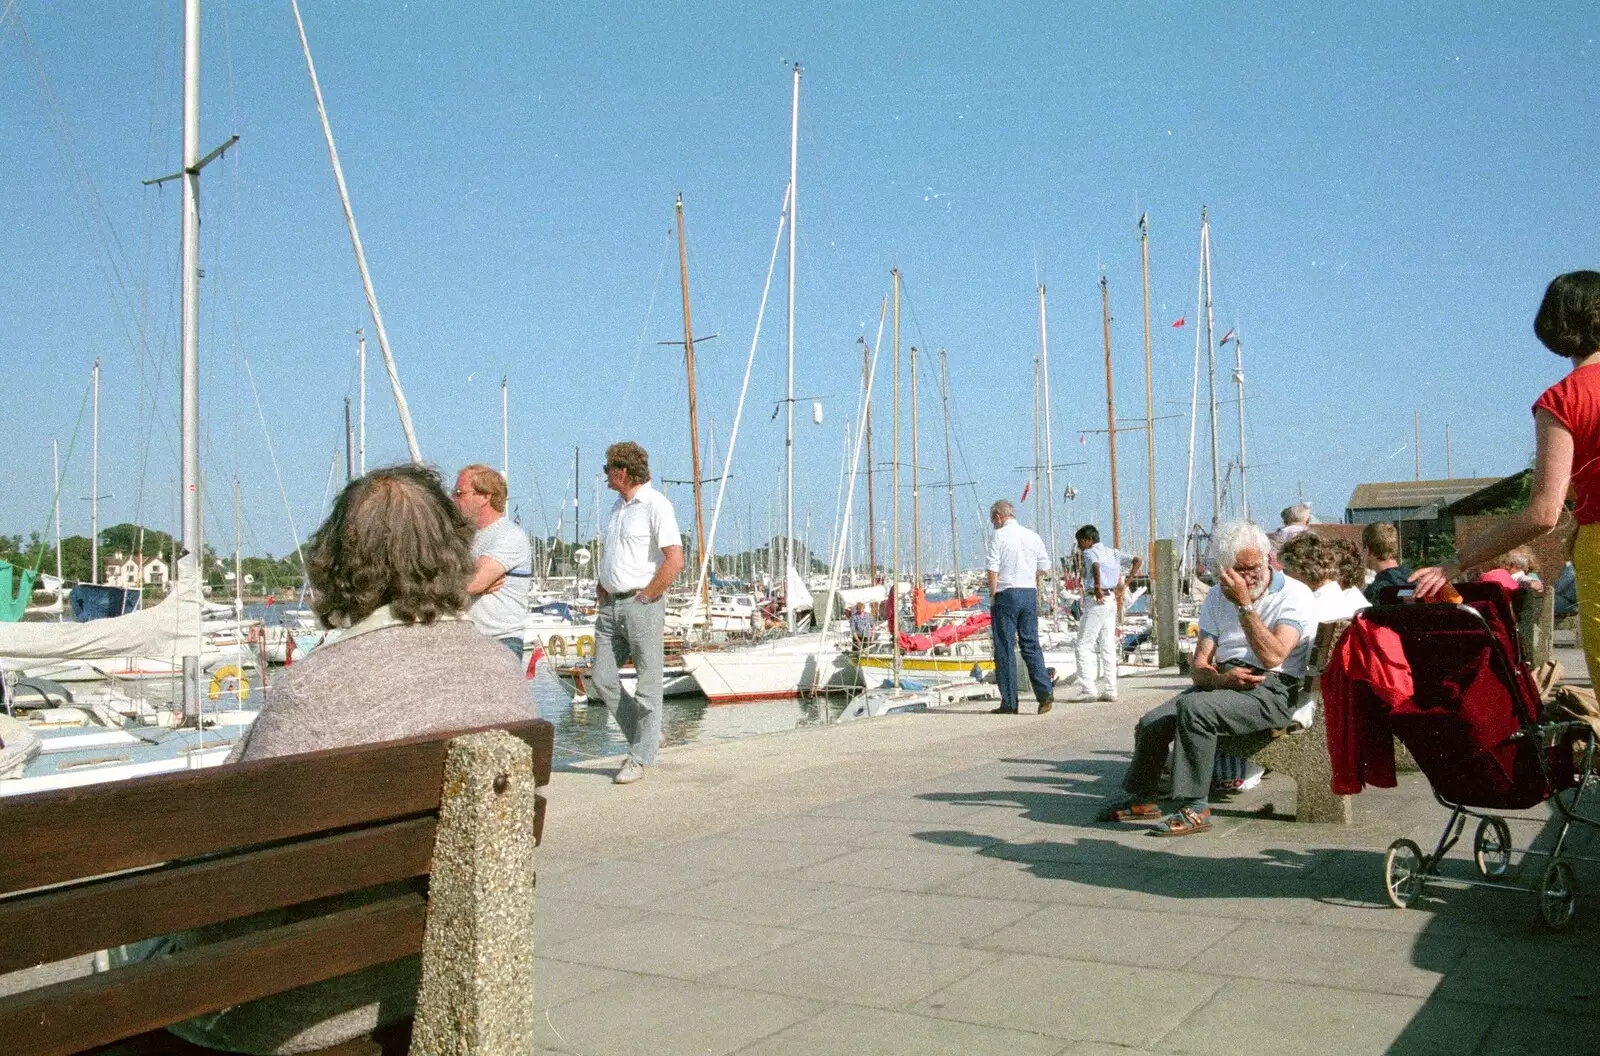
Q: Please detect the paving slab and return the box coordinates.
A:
[542,911,807,980]
[1180,921,1468,998]
[792,845,990,893]
[535,974,822,1056]
[733,1003,1069,1056]
[1155,978,1496,1056]
[708,931,998,1009]
[975,903,1243,969]
[666,873,871,927]
[793,890,1042,945]
[913,952,1226,1048]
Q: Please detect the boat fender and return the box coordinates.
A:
[208,665,250,701]
[576,635,595,658]
[547,635,567,658]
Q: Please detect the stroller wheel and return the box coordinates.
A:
[1535,859,1579,932]
[1473,817,1513,879]
[1384,839,1427,909]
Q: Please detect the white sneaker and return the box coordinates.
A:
[1099,692,1118,702]
[614,758,646,785]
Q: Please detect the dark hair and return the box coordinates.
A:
[307,463,475,629]
[1328,539,1365,591]
[1075,524,1100,544]
[1534,271,1600,360]
[605,441,651,486]
[1362,521,1399,561]
[1279,532,1337,588]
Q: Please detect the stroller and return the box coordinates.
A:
[1325,582,1599,930]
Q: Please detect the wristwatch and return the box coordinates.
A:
[1236,603,1253,618]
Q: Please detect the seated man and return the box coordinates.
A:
[1098,520,1318,836]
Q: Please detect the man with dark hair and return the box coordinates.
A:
[1361,521,1411,604]
[1071,524,1141,702]
[453,464,532,660]
[596,442,684,784]
[985,499,1054,715]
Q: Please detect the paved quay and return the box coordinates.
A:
[537,665,1600,1056]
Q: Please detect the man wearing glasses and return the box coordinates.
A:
[452,464,533,660]
[594,441,684,784]
[1096,520,1317,836]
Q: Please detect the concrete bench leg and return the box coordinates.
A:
[411,730,538,1056]
[1291,773,1353,824]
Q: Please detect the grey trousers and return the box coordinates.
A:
[591,594,666,766]
[1122,674,1299,805]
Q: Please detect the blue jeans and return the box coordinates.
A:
[991,588,1052,711]
[498,636,524,662]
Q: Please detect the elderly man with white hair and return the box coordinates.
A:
[1097,520,1319,836]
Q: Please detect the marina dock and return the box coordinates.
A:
[535,661,1597,1056]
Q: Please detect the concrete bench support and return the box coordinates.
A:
[411,730,539,1056]
[1219,715,1353,824]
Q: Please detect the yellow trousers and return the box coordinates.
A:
[1574,523,1600,691]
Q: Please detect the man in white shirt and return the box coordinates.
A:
[984,499,1054,715]
[1071,524,1142,703]
[1097,520,1318,836]
[452,464,533,660]
[594,441,684,784]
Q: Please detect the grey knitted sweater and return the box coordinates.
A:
[164,614,538,1054]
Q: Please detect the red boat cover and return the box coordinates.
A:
[898,611,991,652]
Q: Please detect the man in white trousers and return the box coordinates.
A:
[1072,525,1141,702]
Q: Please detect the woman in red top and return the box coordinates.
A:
[1414,271,1600,684]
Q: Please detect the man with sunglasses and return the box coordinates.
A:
[595,441,684,784]
[1097,520,1317,836]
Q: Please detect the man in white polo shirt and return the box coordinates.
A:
[1072,524,1142,703]
[594,441,684,784]
[985,499,1055,715]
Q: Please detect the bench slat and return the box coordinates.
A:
[0,720,551,897]
[0,892,428,1056]
[0,816,437,976]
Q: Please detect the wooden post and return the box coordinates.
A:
[1154,538,1179,668]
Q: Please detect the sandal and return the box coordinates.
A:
[1097,800,1162,823]
[1150,807,1212,837]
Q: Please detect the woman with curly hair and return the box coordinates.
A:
[234,462,535,761]
[1413,271,1598,685]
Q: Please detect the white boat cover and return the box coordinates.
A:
[784,565,814,613]
[835,584,890,608]
[0,555,203,660]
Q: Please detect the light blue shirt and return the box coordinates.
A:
[1080,543,1130,591]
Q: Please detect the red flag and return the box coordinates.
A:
[1219,328,1236,345]
[525,638,544,679]
[1020,481,1031,503]
[1172,317,1186,328]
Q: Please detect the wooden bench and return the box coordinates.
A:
[1217,620,1351,824]
[0,718,553,1056]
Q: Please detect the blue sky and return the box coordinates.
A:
[2,3,1595,570]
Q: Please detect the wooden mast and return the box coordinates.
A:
[891,268,902,682]
[1101,276,1122,550]
[674,194,710,615]
[1140,214,1156,568]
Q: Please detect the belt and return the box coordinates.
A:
[607,589,639,601]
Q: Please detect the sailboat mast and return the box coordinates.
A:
[501,376,509,483]
[179,0,203,721]
[91,358,101,585]
[910,344,920,602]
[1140,214,1156,567]
[1179,215,1205,582]
[1232,330,1250,521]
[891,268,901,680]
[1201,209,1220,534]
[344,398,354,482]
[675,194,710,616]
[357,329,366,475]
[572,446,580,581]
[232,477,243,621]
[51,440,62,584]
[861,337,876,583]
[1037,284,1058,607]
[938,350,961,596]
[1101,276,1122,550]
[1031,358,1041,535]
[785,63,800,632]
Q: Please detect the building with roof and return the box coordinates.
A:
[1343,477,1503,525]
